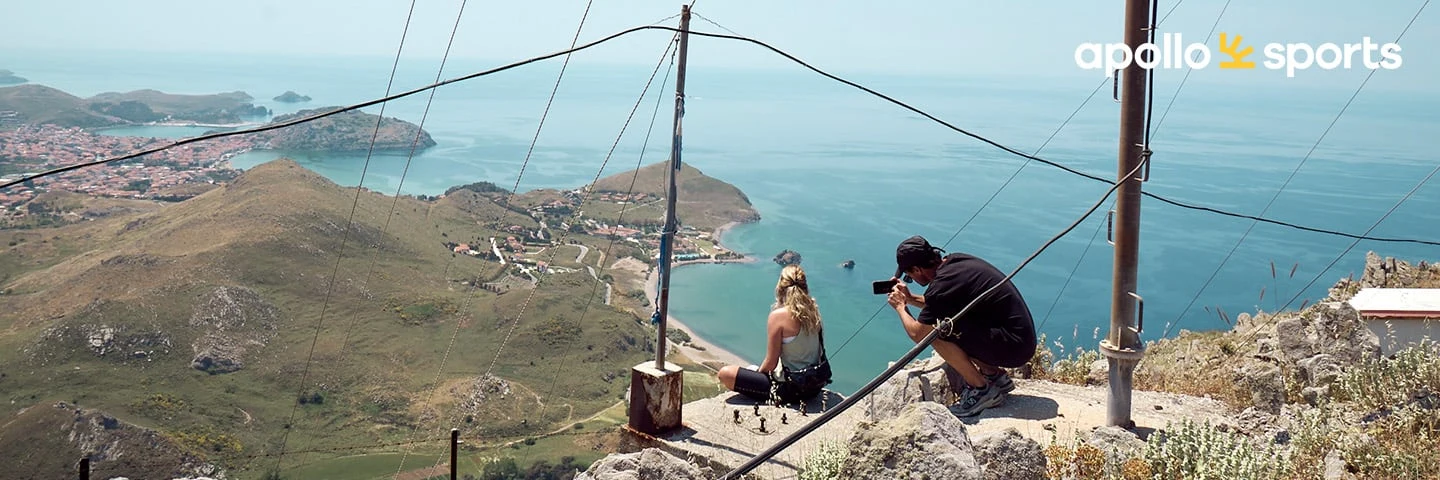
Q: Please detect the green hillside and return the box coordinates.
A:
[0,159,659,479]
[0,84,125,128]
[586,161,759,232]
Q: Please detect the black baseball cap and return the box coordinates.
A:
[894,235,943,279]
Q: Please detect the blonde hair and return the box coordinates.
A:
[773,264,822,333]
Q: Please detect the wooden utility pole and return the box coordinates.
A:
[1100,0,1151,429]
[449,428,459,480]
[627,4,689,436]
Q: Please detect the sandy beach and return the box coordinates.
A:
[635,221,758,370]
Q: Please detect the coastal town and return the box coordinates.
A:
[443,185,747,285]
[0,124,250,211]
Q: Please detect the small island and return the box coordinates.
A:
[774,249,802,266]
[0,69,27,85]
[273,91,312,103]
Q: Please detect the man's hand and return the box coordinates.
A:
[892,280,912,301]
[887,282,909,311]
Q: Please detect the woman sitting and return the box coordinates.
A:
[717,264,831,405]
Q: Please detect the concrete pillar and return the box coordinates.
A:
[628,361,684,435]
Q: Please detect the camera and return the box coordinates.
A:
[871,279,899,295]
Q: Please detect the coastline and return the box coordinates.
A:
[640,221,758,370]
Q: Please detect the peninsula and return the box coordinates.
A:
[253,107,436,152]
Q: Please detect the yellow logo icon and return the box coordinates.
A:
[1218,32,1255,69]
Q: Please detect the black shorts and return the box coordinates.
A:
[941,323,1036,368]
[733,368,774,401]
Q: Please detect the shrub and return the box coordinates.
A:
[798,440,847,480]
[1142,419,1293,480]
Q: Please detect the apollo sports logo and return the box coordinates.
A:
[1075,33,1404,78]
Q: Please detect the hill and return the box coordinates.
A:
[586,161,759,232]
[0,84,270,129]
[89,89,270,123]
[0,159,656,479]
[258,107,437,152]
[0,84,125,128]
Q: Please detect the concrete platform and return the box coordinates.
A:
[656,391,859,480]
[653,377,1238,479]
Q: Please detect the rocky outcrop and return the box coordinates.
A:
[842,402,984,479]
[189,286,281,374]
[773,249,802,266]
[973,428,1046,480]
[1231,273,1383,409]
[453,374,513,416]
[841,259,855,269]
[864,353,962,422]
[1358,251,1440,289]
[8,402,226,479]
[575,448,710,480]
[1087,426,1147,470]
[26,300,173,366]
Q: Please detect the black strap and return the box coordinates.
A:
[817,326,828,363]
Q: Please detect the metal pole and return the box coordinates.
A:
[449,428,459,480]
[1102,0,1151,429]
[655,4,690,369]
[78,458,89,480]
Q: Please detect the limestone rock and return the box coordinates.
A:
[973,427,1045,480]
[1236,363,1285,414]
[575,448,709,480]
[842,402,983,480]
[1323,449,1356,480]
[188,286,281,374]
[1297,354,1344,388]
[1275,317,1315,363]
[1087,426,1146,468]
[864,354,958,422]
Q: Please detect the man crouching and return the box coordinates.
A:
[886,235,1037,417]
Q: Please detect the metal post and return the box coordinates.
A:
[449,428,459,480]
[78,458,89,480]
[1100,0,1151,429]
[625,5,689,437]
[654,4,690,368]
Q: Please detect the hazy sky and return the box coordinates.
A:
[5,0,1435,89]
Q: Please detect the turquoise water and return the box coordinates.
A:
[7,49,1439,394]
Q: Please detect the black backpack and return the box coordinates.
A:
[772,328,832,405]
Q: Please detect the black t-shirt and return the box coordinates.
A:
[917,253,1036,341]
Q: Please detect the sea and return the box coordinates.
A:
[7,48,1438,395]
